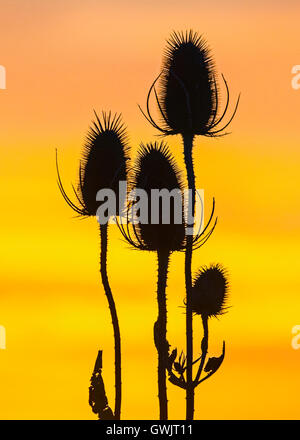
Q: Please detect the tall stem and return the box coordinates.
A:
[183,134,195,420]
[100,223,121,420]
[194,315,209,384]
[155,249,170,420]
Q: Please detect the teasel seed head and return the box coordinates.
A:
[119,141,185,253]
[191,263,229,317]
[139,30,240,138]
[56,111,129,218]
[161,30,216,135]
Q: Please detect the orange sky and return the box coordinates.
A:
[1,0,300,419]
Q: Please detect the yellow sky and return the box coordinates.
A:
[0,0,300,419]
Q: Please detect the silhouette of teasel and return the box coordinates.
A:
[191,264,228,387]
[118,141,184,420]
[56,111,129,420]
[118,141,217,254]
[140,30,239,138]
[166,264,228,397]
[118,142,217,420]
[139,30,239,419]
[118,141,217,419]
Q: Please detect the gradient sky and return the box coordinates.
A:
[0,0,300,419]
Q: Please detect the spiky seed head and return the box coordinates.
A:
[191,264,229,317]
[79,111,129,216]
[160,30,217,136]
[131,141,185,252]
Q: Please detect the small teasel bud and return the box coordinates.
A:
[191,264,229,317]
[130,141,185,252]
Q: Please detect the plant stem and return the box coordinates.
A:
[100,223,121,420]
[155,249,170,420]
[183,134,195,420]
[194,315,209,384]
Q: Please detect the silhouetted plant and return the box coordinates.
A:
[140,30,239,138]
[140,29,238,419]
[118,141,218,419]
[119,141,185,420]
[166,264,228,402]
[191,264,229,387]
[56,111,129,420]
[57,29,235,421]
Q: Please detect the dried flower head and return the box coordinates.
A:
[140,30,239,138]
[57,111,129,218]
[191,264,229,317]
[118,141,218,253]
[119,141,185,252]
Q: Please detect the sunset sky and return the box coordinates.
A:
[0,0,300,419]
